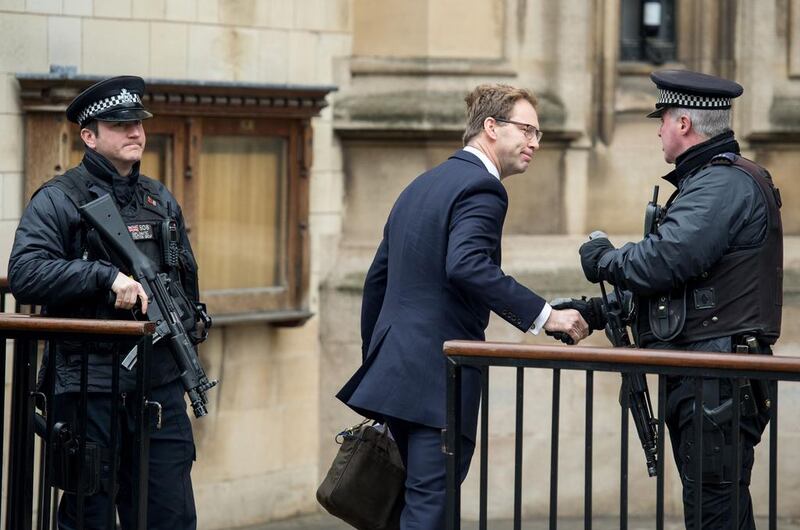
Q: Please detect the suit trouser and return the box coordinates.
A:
[386,417,475,530]
[54,379,197,530]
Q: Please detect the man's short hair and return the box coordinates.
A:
[463,84,538,145]
[665,107,731,139]
[83,120,99,136]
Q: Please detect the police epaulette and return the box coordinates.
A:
[710,152,736,165]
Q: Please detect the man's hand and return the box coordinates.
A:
[579,236,614,283]
[111,272,148,313]
[543,308,589,345]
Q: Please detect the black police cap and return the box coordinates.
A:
[647,69,743,118]
[65,75,153,128]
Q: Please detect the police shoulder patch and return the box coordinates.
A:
[127,223,155,241]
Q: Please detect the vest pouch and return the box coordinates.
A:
[648,287,686,341]
[51,424,104,495]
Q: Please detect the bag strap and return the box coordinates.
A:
[335,418,371,444]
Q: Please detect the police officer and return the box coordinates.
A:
[575,70,783,529]
[8,76,199,529]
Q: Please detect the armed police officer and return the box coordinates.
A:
[570,70,782,529]
[8,76,201,529]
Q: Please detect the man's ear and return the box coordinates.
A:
[80,127,97,149]
[678,114,692,136]
[483,117,498,140]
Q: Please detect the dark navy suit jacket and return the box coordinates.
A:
[336,150,545,440]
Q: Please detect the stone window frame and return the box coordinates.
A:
[619,0,678,64]
[16,74,334,326]
[595,0,738,143]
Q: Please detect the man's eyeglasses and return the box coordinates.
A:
[494,118,543,142]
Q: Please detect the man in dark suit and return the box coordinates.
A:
[337,84,589,529]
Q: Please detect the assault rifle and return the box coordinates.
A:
[590,185,664,477]
[597,276,659,476]
[548,274,659,476]
[80,194,217,418]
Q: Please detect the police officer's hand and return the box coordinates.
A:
[111,272,148,314]
[550,297,607,331]
[579,237,614,283]
[543,309,589,344]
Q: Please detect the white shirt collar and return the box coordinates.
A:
[463,146,500,180]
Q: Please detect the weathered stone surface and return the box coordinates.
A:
[334,90,565,130]
[62,0,91,16]
[0,114,24,173]
[82,19,149,74]
[769,97,800,129]
[26,0,59,14]
[0,13,47,73]
[48,17,81,69]
[1,172,22,220]
[150,22,188,78]
[93,0,131,18]
[132,0,164,19]
[187,24,259,81]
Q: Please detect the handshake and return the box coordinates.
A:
[544,297,608,345]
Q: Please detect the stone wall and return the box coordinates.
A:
[3,0,800,527]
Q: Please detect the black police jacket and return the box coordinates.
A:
[8,149,200,393]
[595,131,783,347]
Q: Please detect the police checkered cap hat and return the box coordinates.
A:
[646,69,743,118]
[66,75,153,127]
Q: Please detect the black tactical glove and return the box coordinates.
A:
[579,237,614,283]
[551,297,607,331]
[545,328,575,345]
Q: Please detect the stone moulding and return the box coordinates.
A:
[333,89,570,141]
[16,73,337,119]
[768,96,800,131]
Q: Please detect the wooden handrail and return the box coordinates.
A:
[0,314,155,336]
[0,277,8,289]
[444,340,800,375]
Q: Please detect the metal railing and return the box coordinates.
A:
[1,280,157,530]
[443,341,800,530]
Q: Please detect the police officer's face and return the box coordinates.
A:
[493,100,540,179]
[82,120,146,175]
[657,110,683,164]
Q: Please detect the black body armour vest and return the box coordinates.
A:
[41,165,196,389]
[638,154,783,346]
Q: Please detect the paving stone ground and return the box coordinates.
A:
[233,512,800,530]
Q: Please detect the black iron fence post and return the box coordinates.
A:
[443,341,800,529]
[132,334,153,530]
[445,357,462,530]
[584,371,593,530]
[479,367,489,530]
[549,369,560,530]
[619,379,629,530]
[656,375,666,530]
[513,367,523,530]
[36,339,56,530]
[769,380,778,530]
[6,338,36,530]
